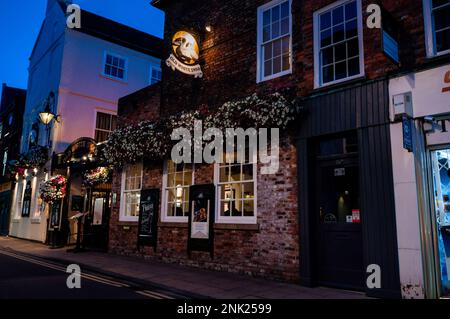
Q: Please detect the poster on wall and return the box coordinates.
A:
[21,180,32,217]
[49,199,63,230]
[137,189,159,249]
[188,184,215,257]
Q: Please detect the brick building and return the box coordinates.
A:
[108,0,450,299]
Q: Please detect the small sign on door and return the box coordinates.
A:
[352,209,361,224]
[334,168,346,176]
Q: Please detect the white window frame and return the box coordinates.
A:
[313,0,365,88]
[93,109,117,143]
[150,65,162,85]
[423,0,450,57]
[214,153,258,225]
[102,51,128,82]
[161,161,195,223]
[119,163,143,222]
[256,0,293,83]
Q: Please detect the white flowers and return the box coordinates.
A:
[103,92,295,167]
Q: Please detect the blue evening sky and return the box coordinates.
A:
[0,0,165,97]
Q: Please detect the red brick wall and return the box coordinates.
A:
[109,0,431,282]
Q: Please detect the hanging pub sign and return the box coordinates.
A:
[137,189,159,249]
[188,184,215,257]
[21,180,32,217]
[402,115,413,152]
[49,199,63,230]
[166,31,203,78]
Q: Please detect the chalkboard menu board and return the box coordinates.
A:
[49,199,62,230]
[188,184,215,257]
[21,181,32,217]
[137,189,159,249]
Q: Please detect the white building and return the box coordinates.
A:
[9,0,162,243]
[390,63,450,298]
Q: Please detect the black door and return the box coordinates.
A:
[0,191,11,236]
[315,157,364,290]
[84,190,110,251]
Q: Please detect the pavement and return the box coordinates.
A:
[0,236,368,299]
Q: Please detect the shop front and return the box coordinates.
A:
[50,137,112,250]
[389,63,450,298]
[297,79,401,298]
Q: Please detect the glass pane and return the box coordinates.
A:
[183,202,189,217]
[221,184,234,200]
[323,64,334,83]
[348,57,360,76]
[436,29,450,53]
[281,17,289,35]
[264,59,272,77]
[282,54,290,71]
[335,61,347,80]
[221,201,232,217]
[242,164,254,181]
[111,116,117,131]
[272,5,280,22]
[321,29,332,47]
[263,9,271,26]
[264,43,272,61]
[106,54,112,64]
[282,36,290,54]
[335,42,346,62]
[243,200,255,217]
[167,189,175,203]
[272,22,280,38]
[105,65,111,75]
[166,203,175,217]
[332,6,344,25]
[118,58,125,69]
[113,57,119,66]
[333,23,345,43]
[273,38,282,57]
[230,165,241,182]
[345,19,357,39]
[183,170,193,185]
[348,38,359,57]
[345,1,357,20]
[320,12,331,30]
[281,1,289,18]
[220,166,229,182]
[263,25,271,42]
[273,55,282,74]
[322,47,334,65]
[118,69,124,79]
[111,67,118,77]
[242,182,255,199]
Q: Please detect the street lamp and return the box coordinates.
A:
[38,92,58,148]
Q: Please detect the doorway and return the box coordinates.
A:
[83,189,111,251]
[314,135,364,290]
[430,148,450,297]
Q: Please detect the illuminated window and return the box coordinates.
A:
[103,52,127,80]
[120,163,143,222]
[314,0,364,87]
[95,112,117,142]
[162,161,194,222]
[257,0,292,82]
[424,0,450,56]
[215,150,257,224]
[150,66,162,85]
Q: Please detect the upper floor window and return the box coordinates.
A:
[120,163,143,222]
[215,150,257,224]
[257,0,292,82]
[95,112,117,142]
[161,160,194,223]
[103,52,127,81]
[424,0,450,56]
[150,66,162,85]
[314,0,364,87]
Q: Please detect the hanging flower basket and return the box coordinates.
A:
[83,166,112,186]
[102,92,296,167]
[40,175,67,204]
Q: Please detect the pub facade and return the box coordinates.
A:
[108,0,449,298]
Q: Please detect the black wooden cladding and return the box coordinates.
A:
[299,79,390,138]
[297,79,401,298]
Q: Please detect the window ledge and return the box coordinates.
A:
[117,221,138,226]
[31,218,41,224]
[158,222,188,228]
[99,74,128,85]
[214,223,260,231]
